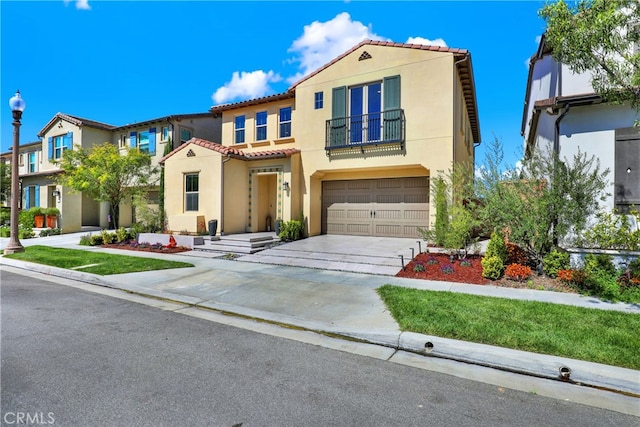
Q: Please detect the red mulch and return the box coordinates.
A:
[397,253,490,284]
[396,252,577,293]
[100,243,190,254]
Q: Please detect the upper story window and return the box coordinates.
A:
[129,128,156,154]
[235,115,246,144]
[28,152,37,173]
[19,153,24,166]
[49,132,72,160]
[161,126,169,143]
[180,128,192,145]
[314,92,324,109]
[279,107,292,138]
[256,111,267,141]
[185,173,199,212]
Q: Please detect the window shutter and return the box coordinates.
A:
[130,132,137,148]
[383,75,401,141]
[48,137,53,160]
[149,128,156,155]
[25,187,30,210]
[35,185,40,207]
[64,132,73,150]
[331,86,347,146]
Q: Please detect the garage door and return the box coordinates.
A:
[322,177,430,238]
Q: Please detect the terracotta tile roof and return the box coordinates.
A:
[38,112,117,137]
[159,137,300,164]
[210,92,294,113]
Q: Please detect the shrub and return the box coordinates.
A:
[39,228,61,237]
[581,210,640,251]
[79,234,92,246]
[485,231,507,264]
[460,259,472,267]
[506,243,530,266]
[101,229,115,245]
[434,178,449,247]
[19,209,35,229]
[542,249,570,278]
[481,255,504,280]
[279,220,303,242]
[0,225,8,237]
[89,234,103,246]
[557,269,574,283]
[413,263,425,272]
[0,208,9,225]
[504,263,533,281]
[584,253,617,277]
[440,263,454,274]
[115,227,130,243]
[426,256,439,265]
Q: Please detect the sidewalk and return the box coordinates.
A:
[1,233,639,415]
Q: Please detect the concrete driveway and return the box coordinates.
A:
[236,234,424,275]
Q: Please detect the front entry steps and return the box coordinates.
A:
[192,232,280,255]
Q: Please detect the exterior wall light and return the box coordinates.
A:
[282,181,289,191]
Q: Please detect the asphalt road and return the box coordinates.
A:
[1,269,636,426]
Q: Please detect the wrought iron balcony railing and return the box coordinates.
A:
[325,109,405,152]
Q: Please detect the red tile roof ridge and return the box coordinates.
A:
[160,137,300,163]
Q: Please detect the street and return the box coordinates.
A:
[1,269,636,426]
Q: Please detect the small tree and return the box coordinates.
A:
[0,161,10,205]
[56,143,159,229]
[158,138,173,231]
[433,177,449,247]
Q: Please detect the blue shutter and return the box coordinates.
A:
[383,75,401,141]
[64,132,73,150]
[149,128,156,155]
[48,137,53,160]
[331,86,347,147]
[35,185,40,207]
[25,187,30,209]
[130,132,137,148]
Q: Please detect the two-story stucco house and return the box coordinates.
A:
[522,34,640,213]
[3,111,221,233]
[162,40,481,238]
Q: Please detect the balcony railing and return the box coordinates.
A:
[325,109,405,152]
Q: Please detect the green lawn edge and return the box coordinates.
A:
[3,245,194,275]
[377,284,640,370]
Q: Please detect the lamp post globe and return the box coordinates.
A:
[4,90,26,254]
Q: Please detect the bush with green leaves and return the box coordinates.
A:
[433,178,449,247]
[19,209,35,229]
[0,208,9,225]
[580,210,640,251]
[543,249,570,278]
[481,255,504,280]
[79,234,92,246]
[485,231,507,264]
[279,220,303,242]
[39,228,61,237]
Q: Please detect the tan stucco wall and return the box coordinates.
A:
[293,45,461,235]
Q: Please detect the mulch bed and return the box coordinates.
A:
[396,252,576,293]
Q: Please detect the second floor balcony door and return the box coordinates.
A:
[350,83,382,144]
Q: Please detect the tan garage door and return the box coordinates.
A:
[322,177,430,238]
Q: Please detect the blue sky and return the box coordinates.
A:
[1,0,548,168]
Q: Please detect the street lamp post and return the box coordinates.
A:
[4,90,26,254]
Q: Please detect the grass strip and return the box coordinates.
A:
[377,285,640,370]
[4,245,193,275]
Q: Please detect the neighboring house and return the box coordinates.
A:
[3,112,220,233]
[522,34,640,213]
[162,40,481,238]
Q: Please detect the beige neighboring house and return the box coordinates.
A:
[2,112,221,233]
[162,40,481,238]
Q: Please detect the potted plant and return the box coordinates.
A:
[29,207,45,228]
[45,207,60,228]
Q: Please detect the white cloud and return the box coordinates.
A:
[405,36,447,47]
[286,12,388,83]
[212,70,282,105]
[64,0,91,10]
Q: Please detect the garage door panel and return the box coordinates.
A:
[322,178,429,238]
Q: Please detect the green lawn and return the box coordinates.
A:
[3,245,193,275]
[377,285,640,370]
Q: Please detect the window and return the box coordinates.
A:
[235,115,246,144]
[161,126,169,142]
[256,111,267,141]
[52,134,69,159]
[314,92,324,109]
[180,128,192,144]
[28,152,37,173]
[19,154,24,166]
[349,82,382,143]
[185,173,199,211]
[279,107,292,138]
[138,131,150,153]
[119,134,127,148]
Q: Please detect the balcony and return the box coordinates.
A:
[325,109,405,154]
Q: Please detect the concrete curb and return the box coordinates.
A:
[2,257,639,399]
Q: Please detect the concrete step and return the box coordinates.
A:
[193,232,280,254]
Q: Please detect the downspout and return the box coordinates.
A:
[220,153,231,235]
